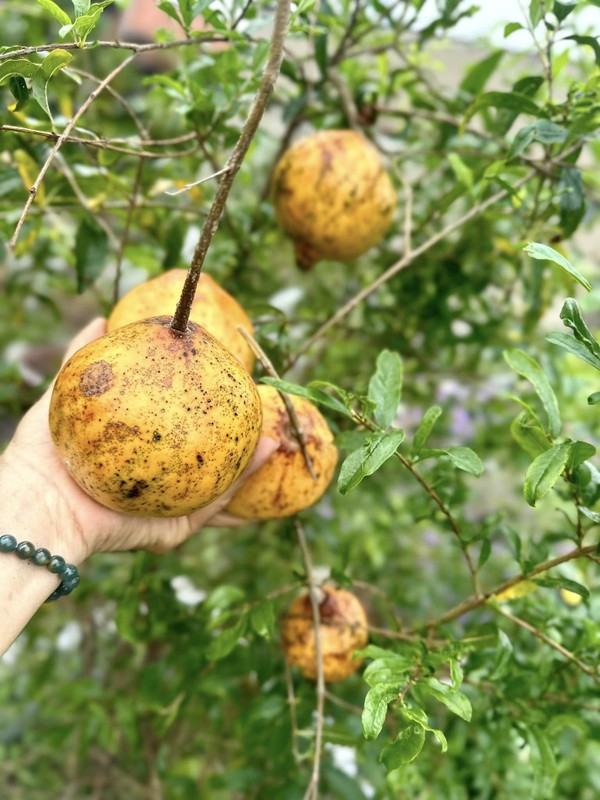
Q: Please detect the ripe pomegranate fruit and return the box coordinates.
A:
[225,384,337,519]
[49,317,262,517]
[107,270,255,373]
[272,129,396,270]
[281,586,369,682]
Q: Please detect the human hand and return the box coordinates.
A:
[0,318,278,565]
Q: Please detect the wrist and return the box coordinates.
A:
[0,448,89,566]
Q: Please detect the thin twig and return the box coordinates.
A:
[285,659,302,763]
[238,326,317,479]
[8,52,138,250]
[495,605,600,683]
[429,544,598,628]
[0,36,226,61]
[294,518,325,800]
[0,124,201,159]
[164,167,231,195]
[170,0,292,332]
[286,172,536,369]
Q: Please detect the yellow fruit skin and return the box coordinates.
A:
[107,270,255,373]
[49,317,262,517]
[272,130,396,269]
[281,587,369,682]
[225,385,337,519]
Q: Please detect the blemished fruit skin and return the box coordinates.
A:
[272,129,396,270]
[281,586,369,682]
[107,270,255,373]
[49,316,262,517]
[225,384,337,519]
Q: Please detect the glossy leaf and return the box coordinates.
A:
[422,678,473,721]
[338,429,405,495]
[504,348,561,437]
[524,243,591,292]
[368,350,403,428]
[379,724,425,770]
[411,405,442,458]
[362,684,400,740]
[523,441,573,506]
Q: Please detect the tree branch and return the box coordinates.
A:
[170,0,292,332]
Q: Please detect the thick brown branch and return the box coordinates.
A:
[170,0,292,332]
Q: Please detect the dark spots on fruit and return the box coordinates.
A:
[191,348,197,356]
[103,421,141,442]
[196,454,204,467]
[80,361,113,397]
[124,480,149,499]
[153,431,161,442]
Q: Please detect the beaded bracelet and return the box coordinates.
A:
[0,534,80,602]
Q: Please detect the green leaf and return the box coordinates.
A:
[363,656,415,688]
[63,2,114,44]
[578,506,600,524]
[400,706,448,752]
[338,429,405,495]
[504,349,561,437]
[510,411,551,458]
[422,677,472,721]
[8,76,29,111]
[74,216,109,293]
[411,406,442,458]
[478,538,492,569]
[379,724,425,770]
[368,350,403,428]
[314,32,328,80]
[567,441,596,470]
[260,377,350,417]
[527,727,558,799]
[557,299,600,365]
[206,615,248,661]
[460,50,504,95]
[362,684,400,740]
[71,0,91,16]
[564,35,600,66]
[553,2,576,22]
[559,167,585,238]
[36,0,72,26]
[508,120,567,159]
[535,576,589,600]
[464,91,542,126]
[588,392,600,405]
[529,0,543,26]
[250,601,275,638]
[447,153,473,189]
[449,658,463,689]
[546,332,600,371]
[445,446,484,476]
[524,243,591,292]
[489,629,513,679]
[504,22,523,37]
[31,49,73,118]
[523,441,573,506]
[0,58,39,85]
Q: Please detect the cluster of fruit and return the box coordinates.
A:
[49,129,394,680]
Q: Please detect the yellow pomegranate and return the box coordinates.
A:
[281,586,369,682]
[49,317,262,517]
[107,270,255,372]
[272,129,396,270]
[225,384,337,519]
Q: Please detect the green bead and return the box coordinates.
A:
[0,534,17,552]
[16,541,35,560]
[33,548,51,566]
[48,555,66,574]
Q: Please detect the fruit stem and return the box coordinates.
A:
[170,0,292,333]
[237,326,318,480]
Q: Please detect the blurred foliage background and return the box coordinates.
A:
[1,0,600,798]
